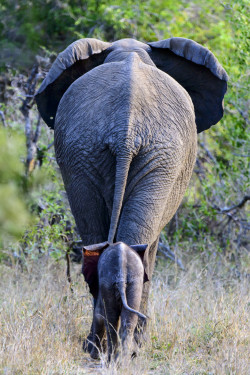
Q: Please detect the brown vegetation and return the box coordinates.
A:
[0,255,249,374]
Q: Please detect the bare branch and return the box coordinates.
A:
[158,244,186,271]
[228,100,249,125]
[33,115,42,143]
[220,196,250,213]
[47,141,54,150]
[20,64,39,116]
[158,234,185,271]
[24,113,37,174]
[199,141,217,163]
[66,249,74,294]
[232,153,250,158]
[19,63,42,174]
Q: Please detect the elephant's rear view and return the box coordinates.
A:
[83,241,148,361]
[52,48,197,247]
[35,37,228,329]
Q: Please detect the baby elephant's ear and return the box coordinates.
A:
[130,244,149,282]
[35,38,111,129]
[148,38,228,133]
[82,241,109,298]
[83,241,110,252]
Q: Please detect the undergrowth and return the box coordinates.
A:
[0,255,249,374]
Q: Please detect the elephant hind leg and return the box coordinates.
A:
[61,171,110,245]
[100,289,120,362]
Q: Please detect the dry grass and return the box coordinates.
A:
[0,255,249,375]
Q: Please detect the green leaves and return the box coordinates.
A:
[0,129,29,246]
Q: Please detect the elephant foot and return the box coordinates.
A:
[114,346,138,365]
[82,332,95,353]
[129,337,140,359]
[83,334,107,359]
[134,316,148,347]
[90,347,100,360]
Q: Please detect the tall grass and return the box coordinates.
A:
[1,255,249,374]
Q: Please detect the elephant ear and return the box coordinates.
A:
[82,241,109,298]
[35,38,111,129]
[130,244,149,283]
[148,38,228,133]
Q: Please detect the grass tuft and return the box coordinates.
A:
[0,256,249,374]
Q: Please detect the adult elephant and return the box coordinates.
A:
[35,37,227,345]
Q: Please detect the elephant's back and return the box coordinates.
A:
[55,53,196,157]
[54,55,197,247]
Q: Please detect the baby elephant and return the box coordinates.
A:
[83,241,148,361]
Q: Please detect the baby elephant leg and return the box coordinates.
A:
[120,283,144,357]
[120,310,139,357]
[90,300,105,359]
[104,307,120,362]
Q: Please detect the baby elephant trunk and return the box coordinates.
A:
[117,281,147,321]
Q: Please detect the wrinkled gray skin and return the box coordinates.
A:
[57,51,197,327]
[90,242,146,361]
[35,37,228,351]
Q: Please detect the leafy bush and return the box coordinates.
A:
[0,128,29,248]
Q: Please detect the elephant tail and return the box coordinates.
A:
[118,282,147,321]
[108,153,133,243]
